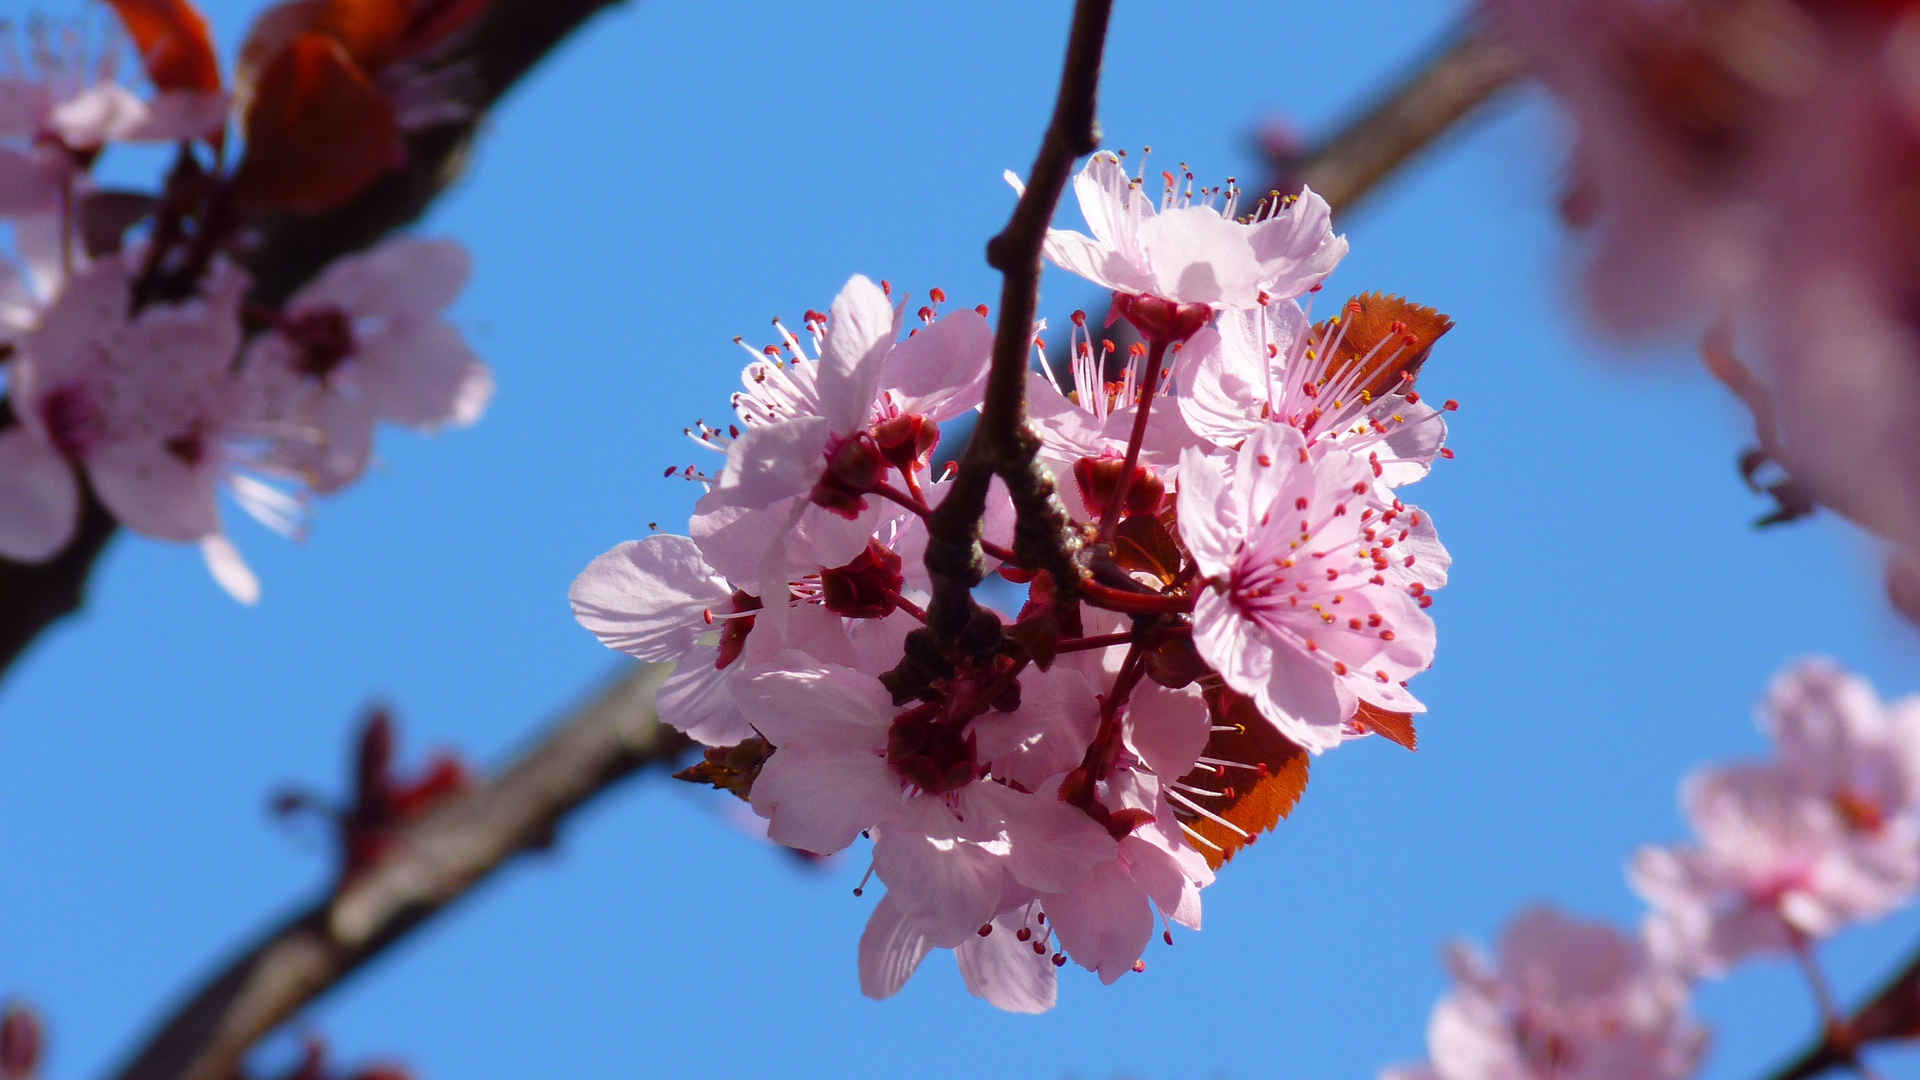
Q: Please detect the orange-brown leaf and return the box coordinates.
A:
[1179,686,1311,870]
[104,0,222,92]
[307,0,413,72]
[1352,701,1417,751]
[1111,511,1182,587]
[232,33,402,214]
[390,0,494,63]
[1310,293,1453,400]
[674,737,774,802]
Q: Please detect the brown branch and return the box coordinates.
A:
[1269,20,1523,214]
[0,0,628,683]
[915,0,1112,662]
[1764,938,1920,1080]
[110,663,691,1080]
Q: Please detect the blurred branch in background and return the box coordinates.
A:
[0,0,631,684]
[1266,19,1522,214]
[112,665,688,1080]
[96,10,1528,1078]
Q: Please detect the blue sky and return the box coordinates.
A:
[5,0,1920,1076]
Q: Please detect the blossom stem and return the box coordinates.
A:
[1080,579,1189,617]
[899,465,928,506]
[1059,638,1144,807]
[1792,935,1882,1080]
[1096,334,1169,542]
[1052,631,1135,654]
[885,589,928,624]
[870,482,931,518]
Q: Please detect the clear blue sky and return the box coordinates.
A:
[5,0,1920,1076]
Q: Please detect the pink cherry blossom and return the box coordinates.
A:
[1176,296,1451,489]
[1761,659,1920,842]
[241,238,492,493]
[0,21,225,218]
[3,246,285,599]
[1176,424,1440,752]
[737,658,1113,936]
[692,275,990,590]
[1633,762,1916,975]
[1382,906,1707,1080]
[1013,150,1347,308]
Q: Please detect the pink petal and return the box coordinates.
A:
[818,274,894,434]
[1246,186,1347,299]
[880,306,991,421]
[1173,445,1236,578]
[857,893,931,1001]
[750,747,897,855]
[568,536,731,661]
[358,321,493,429]
[200,534,260,605]
[0,426,78,560]
[956,903,1058,1014]
[1042,859,1152,985]
[304,238,472,318]
[872,824,1011,947]
[85,440,221,542]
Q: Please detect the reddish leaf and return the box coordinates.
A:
[675,737,774,802]
[308,0,414,72]
[104,0,222,92]
[390,0,494,62]
[1177,686,1311,870]
[1353,701,1417,751]
[1004,611,1064,670]
[232,33,403,214]
[1310,293,1454,400]
[1111,510,1182,586]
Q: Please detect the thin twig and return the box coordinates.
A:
[1766,938,1920,1080]
[0,0,630,684]
[917,0,1112,656]
[109,664,689,1080]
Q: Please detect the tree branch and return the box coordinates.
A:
[0,0,629,683]
[1763,938,1920,1080]
[916,0,1112,659]
[110,663,690,1080]
[1267,20,1523,214]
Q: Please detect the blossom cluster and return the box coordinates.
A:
[575,150,1458,1010]
[1384,659,1920,1078]
[1484,0,1920,598]
[0,17,490,599]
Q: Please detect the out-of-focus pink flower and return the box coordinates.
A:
[1177,424,1439,752]
[0,21,225,217]
[1761,659,1920,841]
[1012,150,1347,309]
[1633,763,1915,975]
[1490,0,1920,572]
[242,238,491,493]
[1381,906,1708,1080]
[3,246,277,599]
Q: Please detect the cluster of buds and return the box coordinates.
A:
[1384,658,1920,1078]
[0,1,493,598]
[574,150,1459,1010]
